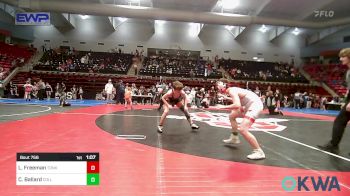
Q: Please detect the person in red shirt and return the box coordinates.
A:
[23,81,33,101]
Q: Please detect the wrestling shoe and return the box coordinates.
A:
[191,123,199,129]
[223,133,241,144]
[247,149,266,160]
[157,125,163,133]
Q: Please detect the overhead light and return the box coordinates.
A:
[118,17,128,22]
[129,0,141,3]
[258,24,268,33]
[155,20,166,25]
[292,28,300,35]
[225,25,234,31]
[215,12,244,17]
[220,0,239,10]
[80,15,89,20]
[189,23,201,37]
[118,5,149,9]
[253,57,258,60]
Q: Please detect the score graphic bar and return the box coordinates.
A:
[16,153,99,186]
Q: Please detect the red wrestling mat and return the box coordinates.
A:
[1,105,349,195]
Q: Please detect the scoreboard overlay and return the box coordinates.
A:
[16,153,99,185]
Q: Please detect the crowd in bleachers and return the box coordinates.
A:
[139,55,222,78]
[91,78,330,111]
[32,47,311,85]
[34,48,133,74]
[0,42,35,81]
[220,59,307,83]
[5,44,338,110]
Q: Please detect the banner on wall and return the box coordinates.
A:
[15,12,50,26]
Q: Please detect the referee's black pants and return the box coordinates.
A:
[331,101,350,146]
[268,106,279,115]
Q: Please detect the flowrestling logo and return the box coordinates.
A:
[314,10,334,18]
[167,112,288,132]
[16,12,50,25]
[282,176,340,192]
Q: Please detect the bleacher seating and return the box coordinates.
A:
[7,46,330,99]
[34,50,133,75]
[220,59,308,83]
[0,42,34,80]
[139,56,222,79]
[303,64,348,95]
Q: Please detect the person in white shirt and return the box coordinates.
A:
[105,79,114,103]
[78,87,84,100]
[80,56,86,64]
[216,80,265,160]
[294,91,301,109]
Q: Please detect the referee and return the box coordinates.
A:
[318,48,350,154]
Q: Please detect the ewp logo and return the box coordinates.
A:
[282,176,341,192]
[15,12,50,26]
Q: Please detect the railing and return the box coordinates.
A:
[2,67,20,86]
[0,2,15,17]
[26,70,321,87]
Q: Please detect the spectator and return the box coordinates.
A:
[190,69,195,78]
[266,86,272,95]
[32,82,38,99]
[131,83,138,95]
[254,86,261,97]
[23,81,33,101]
[0,67,5,80]
[37,79,46,100]
[0,84,3,98]
[133,63,138,75]
[274,89,282,111]
[104,79,114,103]
[208,86,217,105]
[266,91,283,115]
[112,86,116,101]
[320,96,327,110]
[9,81,18,97]
[55,83,60,98]
[45,82,53,100]
[201,93,210,108]
[294,90,301,109]
[116,80,125,104]
[78,87,84,100]
[314,95,321,108]
[306,93,312,108]
[195,88,204,108]
[124,87,133,110]
[71,85,77,100]
[58,82,66,107]
[282,95,290,108]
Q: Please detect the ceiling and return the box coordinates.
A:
[79,0,350,22]
[1,0,350,37]
[3,0,350,24]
